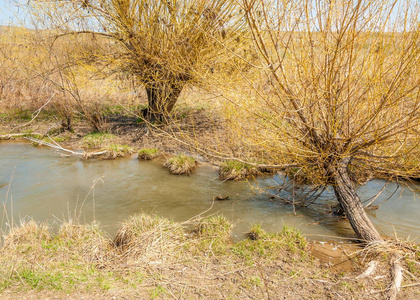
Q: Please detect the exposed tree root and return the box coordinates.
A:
[356,260,378,279]
[387,253,403,300]
[359,239,418,300]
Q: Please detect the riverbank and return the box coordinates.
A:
[0,90,233,165]
[1,102,420,299]
[1,214,418,299]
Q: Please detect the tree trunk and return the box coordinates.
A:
[145,82,184,123]
[329,158,383,243]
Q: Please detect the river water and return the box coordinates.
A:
[1,142,419,241]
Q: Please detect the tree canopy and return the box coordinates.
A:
[219,0,420,242]
[31,0,244,121]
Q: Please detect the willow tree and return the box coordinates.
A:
[31,0,241,121]
[226,0,420,242]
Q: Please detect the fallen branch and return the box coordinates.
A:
[401,283,420,288]
[23,136,107,159]
[0,133,43,140]
[24,136,81,155]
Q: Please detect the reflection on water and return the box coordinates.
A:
[0,142,419,241]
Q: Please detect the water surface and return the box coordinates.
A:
[1,142,419,241]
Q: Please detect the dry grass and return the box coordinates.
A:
[113,214,185,264]
[0,215,419,299]
[0,27,147,135]
[2,219,51,250]
[56,221,112,263]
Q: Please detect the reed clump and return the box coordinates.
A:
[163,154,197,175]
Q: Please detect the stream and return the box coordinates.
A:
[1,142,419,242]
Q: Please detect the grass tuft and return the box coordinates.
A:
[195,215,232,240]
[246,224,267,241]
[232,224,308,261]
[56,221,112,263]
[163,154,197,175]
[2,219,51,250]
[103,143,133,159]
[219,160,258,180]
[138,148,159,160]
[281,225,307,252]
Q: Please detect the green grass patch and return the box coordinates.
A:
[81,132,118,149]
[232,225,307,261]
[149,285,168,299]
[189,215,233,255]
